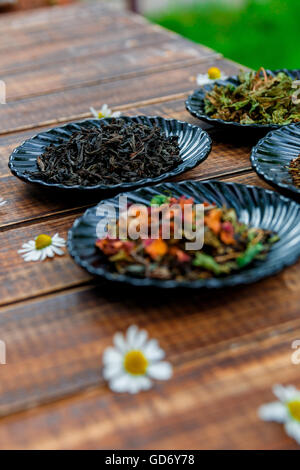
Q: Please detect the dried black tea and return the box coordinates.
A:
[31,119,181,186]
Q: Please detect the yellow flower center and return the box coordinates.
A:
[287,400,300,422]
[208,67,221,79]
[98,112,105,118]
[124,350,148,376]
[35,234,52,250]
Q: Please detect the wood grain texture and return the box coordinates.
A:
[0,58,242,134]
[0,1,299,451]
[0,283,299,448]
[2,27,217,78]
[0,214,92,306]
[4,39,219,100]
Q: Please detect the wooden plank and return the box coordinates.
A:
[0,2,111,30]
[0,176,99,228]
[0,58,242,134]
[0,214,92,306]
[0,3,127,49]
[1,29,186,76]
[1,24,216,76]
[5,41,219,101]
[0,289,299,448]
[224,171,275,190]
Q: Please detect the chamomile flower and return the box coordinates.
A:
[258,384,300,445]
[0,197,6,207]
[18,233,66,262]
[90,104,121,119]
[196,67,227,86]
[103,325,173,394]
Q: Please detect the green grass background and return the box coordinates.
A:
[148,0,300,69]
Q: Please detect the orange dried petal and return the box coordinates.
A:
[169,246,191,263]
[145,238,168,260]
[220,230,236,245]
[204,208,222,235]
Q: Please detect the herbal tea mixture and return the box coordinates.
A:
[288,154,300,188]
[95,194,279,281]
[32,119,181,186]
[204,67,300,125]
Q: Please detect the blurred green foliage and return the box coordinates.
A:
[147,0,300,69]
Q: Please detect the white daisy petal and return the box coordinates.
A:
[103,363,123,381]
[46,246,55,258]
[19,240,35,252]
[136,376,152,391]
[113,332,127,353]
[23,252,36,262]
[127,378,141,394]
[112,111,121,118]
[134,329,148,349]
[101,104,109,113]
[127,325,138,348]
[258,402,288,423]
[103,347,123,365]
[143,338,165,362]
[109,373,132,393]
[53,240,66,247]
[40,250,47,261]
[90,107,99,118]
[197,74,211,86]
[18,247,32,254]
[273,384,299,403]
[32,250,43,261]
[52,234,66,245]
[147,361,172,380]
[127,376,151,394]
[196,72,227,87]
[51,246,65,256]
[284,421,300,445]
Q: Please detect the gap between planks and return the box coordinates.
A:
[0,167,254,233]
[0,318,298,422]
[5,54,221,103]
[0,92,192,137]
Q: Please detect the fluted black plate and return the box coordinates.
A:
[186,69,300,130]
[8,116,212,193]
[68,180,300,289]
[251,123,300,198]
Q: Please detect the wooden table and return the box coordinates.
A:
[0,2,299,450]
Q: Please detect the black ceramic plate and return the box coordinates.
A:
[186,69,300,130]
[68,180,300,289]
[8,116,212,193]
[251,123,300,198]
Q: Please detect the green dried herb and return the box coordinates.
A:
[204,67,300,125]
